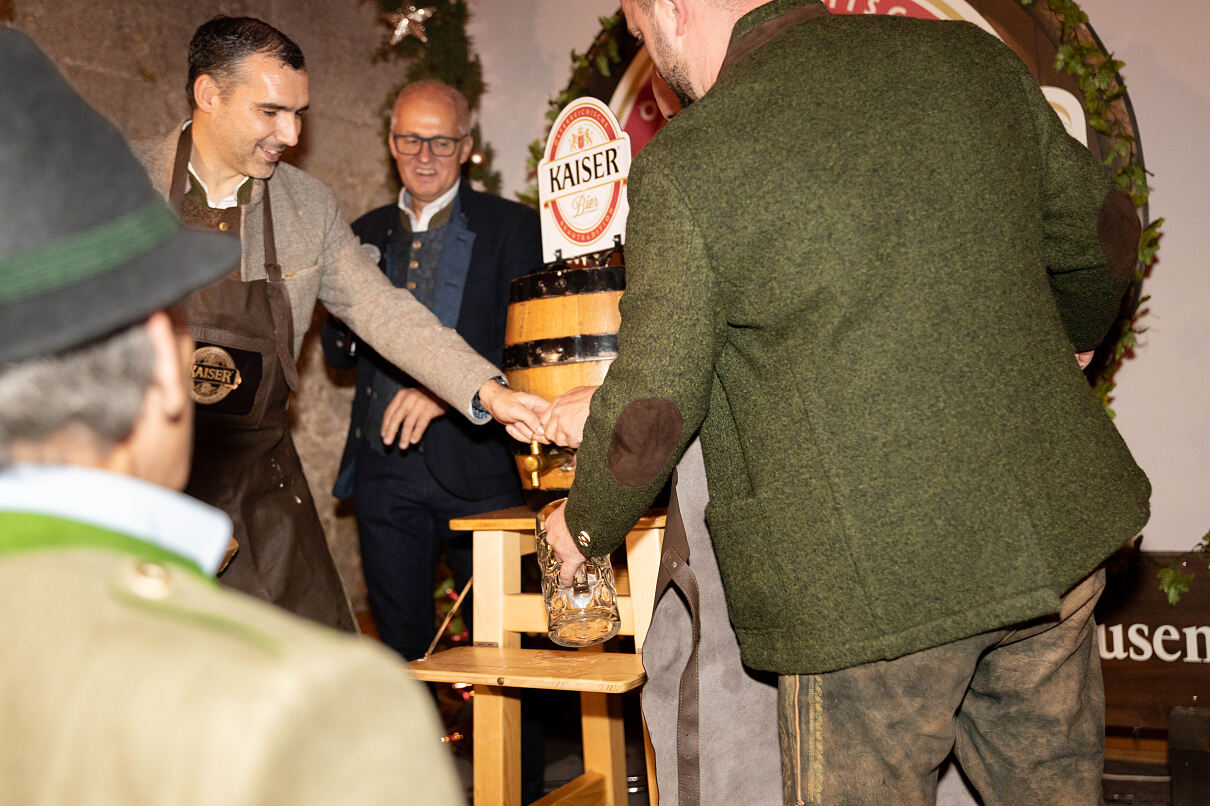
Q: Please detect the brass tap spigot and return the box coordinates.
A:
[523,440,543,487]
[521,441,575,488]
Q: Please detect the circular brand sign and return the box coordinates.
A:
[538,97,633,262]
[190,345,242,405]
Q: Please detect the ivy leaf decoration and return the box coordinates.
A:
[1158,531,1210,605]
[1158,566,1194,606]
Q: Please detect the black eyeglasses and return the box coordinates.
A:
[392,133,465,157]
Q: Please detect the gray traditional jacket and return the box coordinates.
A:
[134,126,498,419]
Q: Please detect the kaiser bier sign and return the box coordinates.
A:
[538,97,631,263]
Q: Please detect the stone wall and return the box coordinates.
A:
[8,0,416,608]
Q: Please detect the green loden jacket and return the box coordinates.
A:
[564,0,1150,675]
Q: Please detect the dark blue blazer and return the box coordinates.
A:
[322,183,541,502]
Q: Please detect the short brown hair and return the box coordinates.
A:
[187,16,305,108]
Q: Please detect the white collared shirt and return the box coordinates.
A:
[180,119,248,210]
[398,179,460,232]
[0,464,232,574]
[187,164,249,210]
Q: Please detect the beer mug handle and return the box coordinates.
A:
[571,564,590,597]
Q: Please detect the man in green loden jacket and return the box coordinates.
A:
[541,0,1150,803]
[0,29,463,805]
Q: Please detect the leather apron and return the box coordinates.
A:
[170,127,355,632]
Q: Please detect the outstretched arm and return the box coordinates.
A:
[556,160,722,572]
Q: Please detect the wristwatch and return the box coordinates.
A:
[470,375,508,420]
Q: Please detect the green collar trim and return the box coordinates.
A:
[0,511,208,579]
[732,0,822,42]
[185,168,254,208]
[0,201,178,303]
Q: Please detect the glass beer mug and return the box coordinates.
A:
[535,498,621,647]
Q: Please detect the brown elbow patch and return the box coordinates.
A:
[1097,188,1142,278]
[607,398,684,489]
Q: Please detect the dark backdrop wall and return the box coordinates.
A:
[8,0,414,608]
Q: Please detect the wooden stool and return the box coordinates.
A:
[411,506,664,806]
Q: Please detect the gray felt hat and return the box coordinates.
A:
[0,28,239,364]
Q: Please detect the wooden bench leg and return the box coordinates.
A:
[625,527,663,651]
[474,529,523,651]
[581,690,626,806]
[475,684,522,806]
[642,716,659,805]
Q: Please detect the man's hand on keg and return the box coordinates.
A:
[478,380,549,442]
[541,385,599,448]
[543,500,586,587]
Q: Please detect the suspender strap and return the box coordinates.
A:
[167,126,192,217]
[656,477,704,806]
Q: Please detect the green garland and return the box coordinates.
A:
[372,0,501,194]
[517,14,631,209]
[1019,0,1161,413]
[1158,530,1210,604]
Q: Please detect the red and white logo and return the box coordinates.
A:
[538,97,632,263]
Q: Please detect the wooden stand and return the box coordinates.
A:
[410,506,664,806]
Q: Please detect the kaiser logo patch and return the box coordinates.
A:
[191,345,242,404]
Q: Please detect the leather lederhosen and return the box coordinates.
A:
[170,127,355,632]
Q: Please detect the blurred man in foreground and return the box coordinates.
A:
[0,28,463,805]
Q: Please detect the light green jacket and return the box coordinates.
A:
[0,512,464,806]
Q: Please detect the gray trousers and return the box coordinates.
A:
[642,439,1085,806]
[778,569,1107,806]
[641,439,783,805]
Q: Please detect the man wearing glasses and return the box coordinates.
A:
[323,81,542,667]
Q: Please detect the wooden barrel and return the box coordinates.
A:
[504,256,624,489]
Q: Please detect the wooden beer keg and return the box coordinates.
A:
[504,249,623,489]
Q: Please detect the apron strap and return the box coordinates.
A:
[259,184,300,392]
[654,475,703,806]
[168,126,192,217]
[168,126,299,392]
